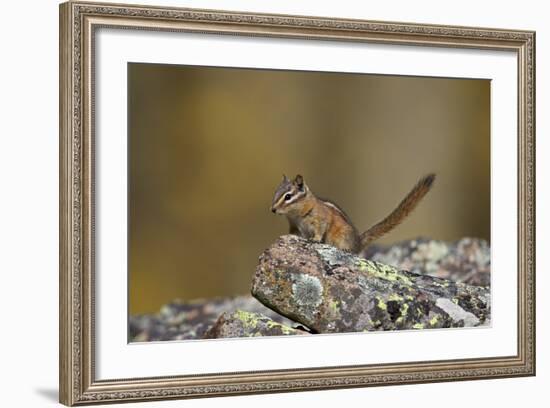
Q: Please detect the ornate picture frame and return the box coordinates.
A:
[59,1,535,405]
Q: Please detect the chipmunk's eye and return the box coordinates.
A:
[284,193,292,201]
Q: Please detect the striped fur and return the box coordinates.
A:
[271,173,435,254]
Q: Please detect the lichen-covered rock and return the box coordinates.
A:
[203,310,309,339]
[366,237,490,287]
[129,295,299,342]
[252,235,490,334]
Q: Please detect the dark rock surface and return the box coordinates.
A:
[203,310,309,338]
[129,295,298,342]
[252,235,490,334]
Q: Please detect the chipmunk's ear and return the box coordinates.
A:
[294,174,304,190]
[282,174,289,182]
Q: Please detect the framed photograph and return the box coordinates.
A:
[59,1,535,405]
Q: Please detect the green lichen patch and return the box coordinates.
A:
[377,298,387,311]
[234,310,261,329]
[358,259,414,286]
[204,310,307,338]
[388,293,404,302]
[395,303,410,325]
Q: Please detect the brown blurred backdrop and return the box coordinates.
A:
[128,63,490,315]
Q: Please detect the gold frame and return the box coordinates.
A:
[59,1,536,405]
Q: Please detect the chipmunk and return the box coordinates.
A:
[270,173,435,254]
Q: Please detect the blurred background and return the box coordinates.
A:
[128,63,490,315]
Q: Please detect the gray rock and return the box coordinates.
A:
[203,310,309,339]
[366,237,490,287]
[129,295,299,342]
[251,235,490,334]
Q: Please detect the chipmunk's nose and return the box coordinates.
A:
[271,207,276,213]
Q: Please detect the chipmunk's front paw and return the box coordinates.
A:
[310,233,324,243]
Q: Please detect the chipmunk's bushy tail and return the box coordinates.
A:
[359,173,436,251]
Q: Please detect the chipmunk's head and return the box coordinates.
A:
[271,174,309,215]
